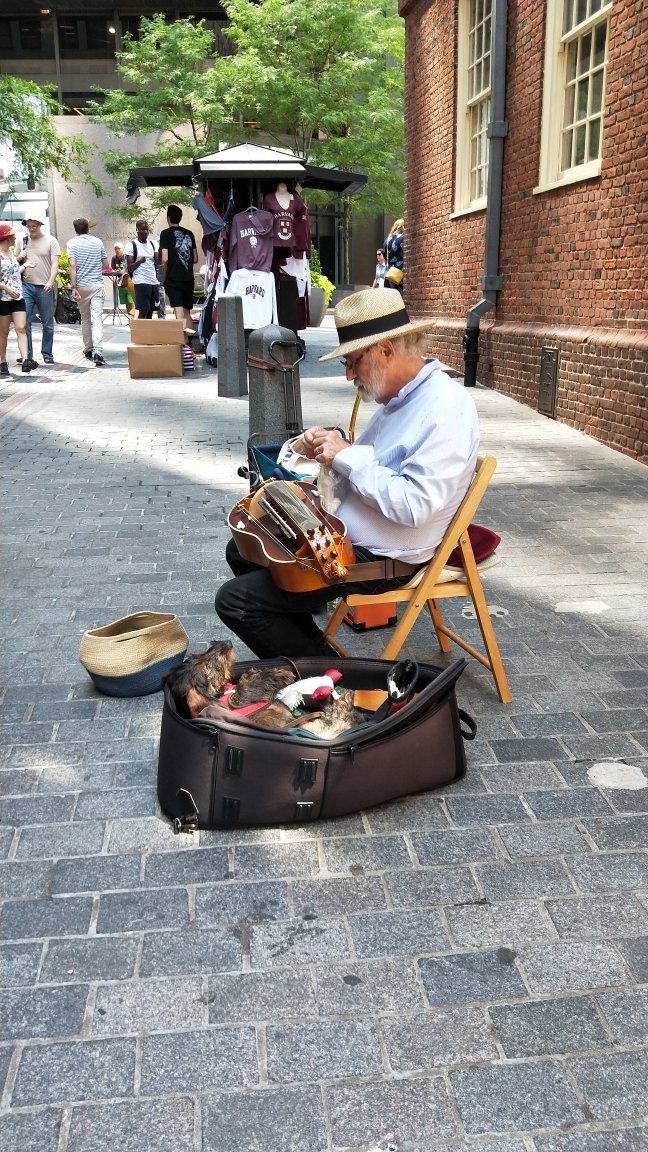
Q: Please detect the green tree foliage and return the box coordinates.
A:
[0,74,102,193]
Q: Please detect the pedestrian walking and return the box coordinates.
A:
[159,205,198,326]
[383,218,404,293]
[124,221,158,320]
[20,214,60,365]
[0,222,35,375]
[111,243,135,315]
[372,249,387,289]
[67,219,109,366]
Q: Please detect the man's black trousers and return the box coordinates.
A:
[215,538,418,658]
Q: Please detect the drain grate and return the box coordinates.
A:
[538,347,560,417]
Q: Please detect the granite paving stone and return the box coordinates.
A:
[0,793,75,825]
[323,833,412,872]
[445,795,531,826]
[446,900,554,948]
[106,816,196,854]
[139,1026,258,1093]
[73,787,157,820]
[292,876,387,915]
[478,761,566,792]
[14,821,105,859]
[12,1037,136,1105]
[92,977,203,1034]
[51,853,142,895]
[249,916,349,968]
[419,950,528,1006]
[518,940,630,992]
[385,865,481,907]
[142,845,229,887]
[315,957,424,1015]
[499,820,590,858]
[39,936,139,983]
[569,1050,648,1120]
[582,814,648,850]
[547,894,648,938]
[266,1018,382,1082]
[597,988,648,1045]
[327,1074,456,1145]
[0,941,42,987]
[195,880,289,925]
[523,789,613,820]
[381,1006,498,1069]
[348,908,450,956]
[535,1130,648,1152]
[476,859,575,899]
[95,886,189,933]
[2,984,89,1040]
[208,969,317,1024]
[0,1109,63,1152]
[606,786,648,814]
[363,794,449,832]
[567,851,648,892]
[411,827,502,863]
[616,936,648,982]
[0,895,93,940]
[490,737,569,762]
[233,842,320,879]
[66,1098,195,1152]
[489,995,611,1057]
[201,1085,326,1152]
[139,926,242,976]
[0,859,54,900]
[451,1062,584,1133]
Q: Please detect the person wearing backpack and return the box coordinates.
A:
[125,221,158,319]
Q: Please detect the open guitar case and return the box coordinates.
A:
[157,655,476,831]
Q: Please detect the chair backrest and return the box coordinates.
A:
[418,454,497,587]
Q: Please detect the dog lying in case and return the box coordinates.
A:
[162,640,369,738]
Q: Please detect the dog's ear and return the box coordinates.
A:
[186,687,212,718]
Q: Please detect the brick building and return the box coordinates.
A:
[399,0,647,462]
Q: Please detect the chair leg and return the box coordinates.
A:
[323,598,348,642]
[459,533,512,704]
[428,598,452,653]
[379,593,427,661]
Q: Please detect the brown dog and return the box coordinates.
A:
[163,640,237,718]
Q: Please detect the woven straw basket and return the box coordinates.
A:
[79,612,188,697]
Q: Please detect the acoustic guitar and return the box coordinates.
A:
[228,479,356,593]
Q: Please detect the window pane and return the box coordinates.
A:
[563,83,576,126]
[477,0,484,24]
[469,29,475,64]
[576,77,589,119]
[19,19,41,51]
[563,0,574,34]
[476,23,483,58]
[593,20,607,67]
[483,52,491,89]
[58,18,79,50]
[591,68,604,113]
[562,129,574,169]
[578,31,591,74]
[470,0,477,29]
[485,0,492,15]
[475,59,482,92]
[576,0,587,24]
[588,116,601,159]
[575,122,586,164]
[590,0,602,12]
[566,39,578,83]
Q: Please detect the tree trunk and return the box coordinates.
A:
[342,198,351,285]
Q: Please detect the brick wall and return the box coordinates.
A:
[400,0,648,461]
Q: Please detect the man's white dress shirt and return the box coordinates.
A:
[332,359,480,564]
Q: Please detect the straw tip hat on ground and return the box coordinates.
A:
[319,288,435,362]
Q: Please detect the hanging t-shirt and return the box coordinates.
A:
[263,191,299,247]
[159,226,196,283]
[124,238,158,284]
[291,193,312,258]
[280,254,311,298]
[229,209,275,273]
[225,268,278,329]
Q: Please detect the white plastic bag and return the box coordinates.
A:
[317,464,348,514]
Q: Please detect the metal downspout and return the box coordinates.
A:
[463,0,508,386]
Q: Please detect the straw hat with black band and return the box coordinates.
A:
[318,288,434,362]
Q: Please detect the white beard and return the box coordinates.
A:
[355,358,386,403]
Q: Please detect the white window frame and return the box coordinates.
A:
[535,0,612,196]
[451,0,491,218]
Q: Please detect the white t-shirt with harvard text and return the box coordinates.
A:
[225,269,278,329]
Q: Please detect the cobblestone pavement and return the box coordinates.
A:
[1,318,647,1152]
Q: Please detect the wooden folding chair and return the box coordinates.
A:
[324,454,512,703]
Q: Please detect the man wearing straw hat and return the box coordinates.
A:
[216,289,479,658]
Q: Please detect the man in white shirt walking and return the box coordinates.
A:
[20,215,60,365]
[125,221,158,320]
[216,289,480,657]
[67,218,109,366]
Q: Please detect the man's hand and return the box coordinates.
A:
[302,426,347,467]
[72,288,81,302]
[44,280,54,293]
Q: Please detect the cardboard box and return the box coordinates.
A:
[127,343,183,378]
[128,318,185,345]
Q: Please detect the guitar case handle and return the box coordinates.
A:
[459,709,477,740]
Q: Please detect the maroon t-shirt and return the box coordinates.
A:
[292,193,312,258]
[228,209,275,272]
[263,192,299,247]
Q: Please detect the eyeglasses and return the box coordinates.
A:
[340,348,370,373]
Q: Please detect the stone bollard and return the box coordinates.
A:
[217,294,248,398]
[248,324,305,438]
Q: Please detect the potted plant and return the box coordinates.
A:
[309,248,334,327]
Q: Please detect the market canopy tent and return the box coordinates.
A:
[126,142,367,202]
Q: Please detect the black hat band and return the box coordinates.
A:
[336,307,410,344]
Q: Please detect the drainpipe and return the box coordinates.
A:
[463,0,508,386]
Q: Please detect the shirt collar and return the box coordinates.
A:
[383,358,442,412]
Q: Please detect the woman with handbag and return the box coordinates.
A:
[383,218,404,294]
